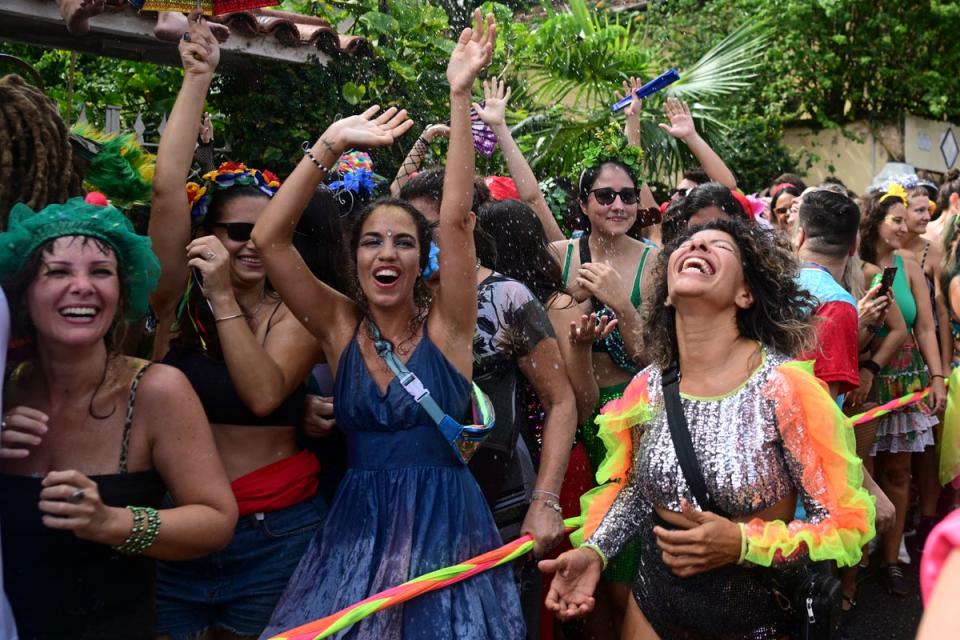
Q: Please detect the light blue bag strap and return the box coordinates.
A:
[368,321,447,425]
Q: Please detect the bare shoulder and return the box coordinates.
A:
[131,360,198,404]
[862,261,881,279]
[549,239,573,264]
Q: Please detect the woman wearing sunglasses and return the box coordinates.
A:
[549,159,656,636]
[147,15,327,639]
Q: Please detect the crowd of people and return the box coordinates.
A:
[2,7,960,640]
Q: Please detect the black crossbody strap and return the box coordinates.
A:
[661,363,726,516]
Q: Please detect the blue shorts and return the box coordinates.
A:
[156,494,326,638]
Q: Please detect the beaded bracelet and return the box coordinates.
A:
[302,141,334,173]
[113,506,161,555]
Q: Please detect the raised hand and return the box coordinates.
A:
[422,123,451,142]
[539,548,603,620]
[447,10,496,94]
[473,78,511,127]
[617,77,644,119]
[320,105,414,156]
[659,97,697,141]
[178,9,220,77]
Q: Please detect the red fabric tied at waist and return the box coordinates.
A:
[231,449,320,516]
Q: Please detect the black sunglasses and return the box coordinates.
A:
[669,187,690,200]
[210,222,255,242]
[589,187,638,206]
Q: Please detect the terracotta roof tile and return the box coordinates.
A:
[210,8,372,56]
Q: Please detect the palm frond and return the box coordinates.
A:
[667,20,770,101]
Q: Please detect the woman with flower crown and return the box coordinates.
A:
[147,12,328,639]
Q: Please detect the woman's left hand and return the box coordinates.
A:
[522,500,565,558]
[186,235,233,305]
[39,470,123,543]
[653,500,742,577]
[576,263,629,313]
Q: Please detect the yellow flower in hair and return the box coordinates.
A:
[880,182,908,204]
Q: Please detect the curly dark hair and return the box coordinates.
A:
[643,218,815,368]
[858,192,906,265]
[347,197,434,327]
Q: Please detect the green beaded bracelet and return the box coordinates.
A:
[113,506,161,555]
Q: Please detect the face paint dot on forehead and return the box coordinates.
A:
[386,229,393,238]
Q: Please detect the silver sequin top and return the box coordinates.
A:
[589,347,829,561]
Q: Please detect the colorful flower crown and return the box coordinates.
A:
[571,121,645,192]
[185,161,281,221]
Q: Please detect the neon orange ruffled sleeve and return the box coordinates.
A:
[742,361,876,567]
[571,371,653,548]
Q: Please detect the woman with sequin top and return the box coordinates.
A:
[540,218,876,639]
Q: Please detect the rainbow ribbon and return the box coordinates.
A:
[269,517,584,640]
[847,386,936,426]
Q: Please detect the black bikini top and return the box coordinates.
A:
[163,305,306,427]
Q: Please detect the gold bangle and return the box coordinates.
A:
[737,523,748,564]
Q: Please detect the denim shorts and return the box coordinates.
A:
[156,494,326,638]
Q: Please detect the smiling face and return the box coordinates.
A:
[27,236,121,347]
[356,205,423,309]
[878,201,909,251]
[905,194,932,234]
[205,194,269,286]
[667,229,753,310]
[580,164,638,236]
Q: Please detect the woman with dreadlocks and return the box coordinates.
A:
[0,74,83,224]
[147,14,326,639]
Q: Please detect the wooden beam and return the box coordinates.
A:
[0,0,331,69]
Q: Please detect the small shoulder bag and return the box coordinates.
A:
[369,322,495,464]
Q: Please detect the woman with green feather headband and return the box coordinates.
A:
[0,194,237,639]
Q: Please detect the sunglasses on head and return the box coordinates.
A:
[210,222,255,242]
[590,187,638,206]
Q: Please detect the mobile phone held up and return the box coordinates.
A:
[877,266,897,298]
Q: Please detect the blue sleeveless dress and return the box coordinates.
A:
[260,328,525,640]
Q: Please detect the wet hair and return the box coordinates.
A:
[292,185,348,294]
[858,192,906,265]
[643,217,815,368]
[937,168,960,215]
[478,199,566,306]
[398,166,491,215]
[661,182,747,245]
[681,166,710,185]
[348,197,434,321]
[798,190,860,258]
[0,74,83,224]
[2,237,130,374]
[577,160,637,201]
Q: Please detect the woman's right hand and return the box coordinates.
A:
[0,406,49,459]
[179,9,220,77]
[303,395,336,437]
[858,284,891,328]
[616,76,644,119]
[422,123,450,142]
[539,548,603,620]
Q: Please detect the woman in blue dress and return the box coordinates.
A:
[252,12,525,640]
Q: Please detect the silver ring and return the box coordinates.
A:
[69,489,86,504]
[182,33,192,42]
[205,251,215,260]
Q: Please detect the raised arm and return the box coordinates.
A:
[389,124,449,196]
[250,107,413,359]
[474,79,565,242]
[149,12,218,321]
[660,97,737,192]
[429,10,495,373]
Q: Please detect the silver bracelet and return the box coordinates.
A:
[532,489,560,501]
[302,141,334,172]
[215,313,244,323]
